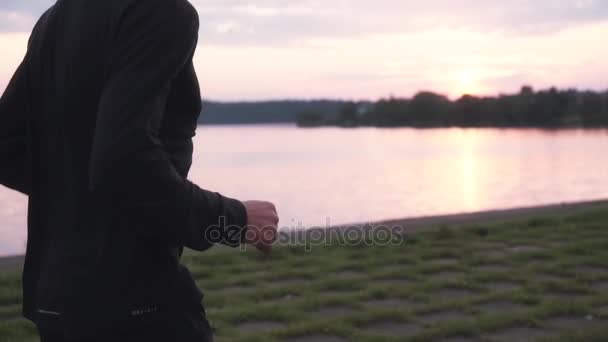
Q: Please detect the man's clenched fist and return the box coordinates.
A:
[242,201,279,254]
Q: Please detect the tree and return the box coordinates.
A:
[579,91,604,126]
[323,86,608,128]
[295,111,324,127]
[370,98,410,127]
[408,92,451,126]
[337,102,359,127]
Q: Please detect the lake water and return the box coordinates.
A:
[1,126,608,256]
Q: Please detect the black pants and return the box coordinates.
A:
[37,306,214,342]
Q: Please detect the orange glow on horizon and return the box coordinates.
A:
[454,69,484,98]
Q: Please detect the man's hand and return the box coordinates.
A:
[243,201,279,254]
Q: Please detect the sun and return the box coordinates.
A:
[455,69,482,96]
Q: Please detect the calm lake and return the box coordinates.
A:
[1,126,607,256]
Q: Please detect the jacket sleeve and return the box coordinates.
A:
[0,7,53,195]
[0,53,32,195]
[161,55,232,251]
[89,0,247,250]
[160,60,199,180]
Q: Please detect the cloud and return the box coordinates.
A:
[1,0,606,100]
[0,11,35,32]
[0,0,49,31]
[2,0,608,45]
[193,0,608,45]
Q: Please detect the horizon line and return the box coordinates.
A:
[202,85,608,103]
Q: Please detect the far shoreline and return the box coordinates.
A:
[1,198,607,270]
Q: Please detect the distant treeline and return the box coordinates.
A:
[198,100,344,125]
[297,86,608,128]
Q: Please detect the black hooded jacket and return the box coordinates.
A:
[0,0,247,335]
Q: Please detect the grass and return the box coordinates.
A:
[1,206,608,341]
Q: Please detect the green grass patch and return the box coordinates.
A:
[1,205,608,341]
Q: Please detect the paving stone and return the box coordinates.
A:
[543,315,605,332]
[218,285,254,293]
[270,278,312,288]
[547,241,569,248]
[286,335,348,342]
[321,288,360,297]
[314,306,356,318]
[431,258,461,266]
[264,292,301,304]
[482,280,521,292]
[575,265,608,276]
[246,270,271,279]
[479,250,508,259]
[477,301,529,316]
[437,337,481,342]
[596,305,608,315]
[535,273,568,284]
[379,265,410,276]
[375,278,414,288]
[518,260,547,270]
[507,245,545,254]
[590,281,608,293]
[363,298,418,310]
[476,242,510,250]
[476,264,509,273]
[483,327,552,342]
[543,292,589,303]
[428,271,466,282]
[417,310,468,326]
[435,288,476,301]
[333,270,366,279]
[238,321,286,333]
[362,321,423,337]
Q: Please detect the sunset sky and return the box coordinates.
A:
[0,0,606,100]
